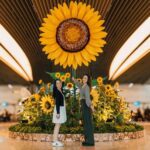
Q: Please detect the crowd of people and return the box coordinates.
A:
[131,107,150,122]
[0,109,11,122]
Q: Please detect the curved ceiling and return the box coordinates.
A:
[0,0,149,84]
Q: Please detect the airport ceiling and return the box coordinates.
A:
[0,0,149,85]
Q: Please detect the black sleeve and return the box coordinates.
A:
[55,93,60,114]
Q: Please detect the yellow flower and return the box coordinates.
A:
[34,94,40,101]
[105,84,112,91]
[67,82,73,89]
[39,1,107,69]
[90,89,99,107]
[105,91,111,97]
[77,78,82,83]
[60,75,66,82]
[40,95,54,114]
[39,79,43,84]
[55,72,61,78]
[40,87,46,93]
[65,72,71,78]
[47,83,51,88]
[97,76,103,84]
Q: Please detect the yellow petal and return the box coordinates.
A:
[91,32,107,39]
[85,5,91,13]
[74,53,82,66]
[72,61,78,70]
[43,44,59,54]
[77,4,86,19]
[81,50,91,62]
[87,11,101,26]
[70,1,78,17]
[77,2,83,12]
[50,7,65,21]
[90,27,105,34]
[89,39,106,47]
[67,53,74,67]
[39,38,56,45]
[62,61,68,68]
[39,27,50,33]
[59,52,69,65]
[41,23,56,31]
[54,58,60,65]
[90,20,105,29]
[83,8,94,22]
[47,15,60,26]
[59,3,70,19]
[48,48,62,60]
[85,46,99,56]
[82,58,89,66]
[40,31,56,38]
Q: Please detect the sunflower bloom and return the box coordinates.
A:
[65,72,71,78]
[55,72,61,78]
[90,89,99,107]
[60,75,66,82]
[39,2,107,69]
[40,95,54,114]
[67,82,73,89]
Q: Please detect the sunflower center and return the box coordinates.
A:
[65,26,81,42]
[56,18,90,52]
[45,101,51,109]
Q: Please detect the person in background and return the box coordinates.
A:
[52,79,67,147]
[72,74,95,146]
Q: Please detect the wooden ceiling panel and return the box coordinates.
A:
[0,0,149,84]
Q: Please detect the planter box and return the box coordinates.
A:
[9,130,144,142]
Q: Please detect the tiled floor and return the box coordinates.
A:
[0,122,150,150]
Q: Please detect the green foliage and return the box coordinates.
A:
[9,122,143,134]
[10,73,143,134]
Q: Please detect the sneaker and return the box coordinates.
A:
[52,141,64,147]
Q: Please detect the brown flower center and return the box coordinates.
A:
[56,18,90,52]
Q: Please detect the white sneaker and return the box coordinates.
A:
[52,141,64,147]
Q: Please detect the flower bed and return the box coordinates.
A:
[9,130,144,142]
[9,122,144,142]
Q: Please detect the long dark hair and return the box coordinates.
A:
[53,79,64,99]
[84,74,92,90]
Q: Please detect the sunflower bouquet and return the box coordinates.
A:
[19,81,54,125]
[90,76,131,124]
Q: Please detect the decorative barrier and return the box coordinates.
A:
[9,130,144,142]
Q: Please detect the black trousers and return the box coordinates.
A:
[81,99,95,144]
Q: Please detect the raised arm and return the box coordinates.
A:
[72,77,82,89]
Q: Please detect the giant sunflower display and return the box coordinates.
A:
[40,95,54,114]
[39,1,107,69]
[90,88,99,107]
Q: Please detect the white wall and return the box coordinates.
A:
[120,84,150,102]
[0,85,31,113]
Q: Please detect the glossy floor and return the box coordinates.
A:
[0,123,150,150]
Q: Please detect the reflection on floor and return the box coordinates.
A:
[0,122,150,150]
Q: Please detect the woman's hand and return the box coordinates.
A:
[56,114,60,119]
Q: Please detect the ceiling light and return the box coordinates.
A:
[109,17,150,80]
[0,46,30,81]
[111,37,150,80]
[0,25,33,81]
